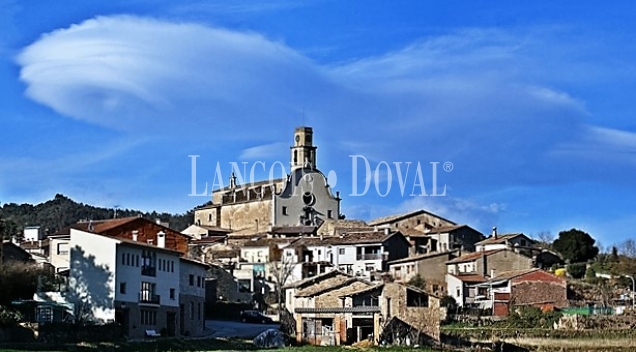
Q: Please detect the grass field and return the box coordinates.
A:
[0,338,437,352]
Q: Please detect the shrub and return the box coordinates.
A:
[567,263,587,279]
[440,295,457,308]
[0,306,24,326]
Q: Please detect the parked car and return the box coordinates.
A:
[240,310,274,324]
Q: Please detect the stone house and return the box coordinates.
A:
[424,225,485,253]
[476,268,568,316]
[329,229,411,278]
[387,250,458,295]
[285,271,441,345]
[445,249,534,306]
[285,271,372,345]
[343,282,442,343]
[368,209,456,230]
[475,232,537,253]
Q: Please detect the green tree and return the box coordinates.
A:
[552,229,599,263]
[407,274,426,290]
[568,263,587,279]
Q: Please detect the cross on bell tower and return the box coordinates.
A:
[290,126,317,170]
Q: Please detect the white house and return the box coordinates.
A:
[68,228,205,339]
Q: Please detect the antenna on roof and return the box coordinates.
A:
[113,205,120,219]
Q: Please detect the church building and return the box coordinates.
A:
[193,127,342,233]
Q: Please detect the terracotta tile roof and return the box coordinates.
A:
[296,275,360,297]
[388,250,459,265]
[329,230,409,245]
[332,227,375,236]
[445,249,504,264]
[488,268,542,282]
[399,227,428,238]
[289,236,333,247]
[368,209,456,226]
[450,274,488,283]
[330,219,369,228]
[285,270,350,289]
[242,237,299,248]
[53,217,144,236]
[475,233,531,246]
[271,226,317,235]
[339,284,383,297]
[191,236,226,244]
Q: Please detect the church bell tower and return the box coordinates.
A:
[290,126,317,170]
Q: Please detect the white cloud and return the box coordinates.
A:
[15,16,636,195]
[239,142,287,160]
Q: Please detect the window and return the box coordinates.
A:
[122,253,126,265]
[170,261,174,272]
[317,250,322,256]
[327,210,333,219]
[520,239,527,246]
[338,248,345,255]
[170,288,175,300]
[208,214,212,222]
[190,302,194,320]
[198,303,201,320]
[126,253,131,266]
[136,255,139,267]
[57,243,69,255]
[189,274,194,286]
[282,206,288,215]
[140,310,157,325]
[406,289,429,307]
[119,282,126,294]
[197,276,201,287]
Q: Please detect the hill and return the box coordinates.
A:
[0,194,193,238]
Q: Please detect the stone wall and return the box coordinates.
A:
[219,199,272,231]
[416,253,456,294]
[476,250,533,277]
[511,271,567,307]
[382,283,441,341]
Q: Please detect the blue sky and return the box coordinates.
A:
[1,1,635,246]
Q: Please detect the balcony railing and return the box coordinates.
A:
[139,292,160,305]
[141,266,156,277]
[357,253,383,260]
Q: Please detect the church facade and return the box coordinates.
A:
[193,127,342,232]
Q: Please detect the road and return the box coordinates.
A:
[203,319,280,339]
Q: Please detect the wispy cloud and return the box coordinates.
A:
[239,142,287,160]
[14,16,636,203]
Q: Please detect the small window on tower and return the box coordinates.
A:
[282,206,288,215]
[328,210,333,219]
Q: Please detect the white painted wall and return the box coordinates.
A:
[69,229,117,323]
[446,274,465,307]
[180,259,207,299]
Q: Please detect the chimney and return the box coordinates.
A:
[157,231,166,248]
[491,269,496,278]
[384,228,390,236]
[492,226,498,239]
[156,218,161,225]
[132,230,138,242]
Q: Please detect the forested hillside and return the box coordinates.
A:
[0,194,193,237]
